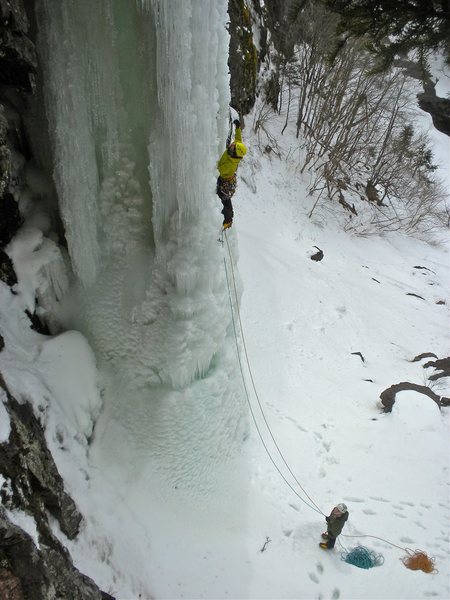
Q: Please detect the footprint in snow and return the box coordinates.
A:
[400,537,415,544]
[343,497,365,503]
[370,496,390,503]
[285,416,308,432]
[332,589,340,599]
[400,501,415,507]
[316,563,324,574]
[394,512,407,519]
[362,509,376,515]
[308,572,319,584]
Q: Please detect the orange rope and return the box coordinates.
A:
[401,549,438,574]
[342,534,439,574]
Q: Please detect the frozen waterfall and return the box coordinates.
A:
[36,0,236,388]
[35,0,248,491]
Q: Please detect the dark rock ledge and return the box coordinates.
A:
[0,374,115,600]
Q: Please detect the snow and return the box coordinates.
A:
[4,507,40,549]
[0,389,10,443]
[7,226,69,328]
[0,281,101,450]
[0,1,449,599]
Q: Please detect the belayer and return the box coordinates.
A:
[319,503,348,549]
[216,119,247,229]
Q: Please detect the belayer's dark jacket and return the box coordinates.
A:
[326,511,348,538]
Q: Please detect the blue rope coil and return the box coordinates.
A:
[341,546,385,569]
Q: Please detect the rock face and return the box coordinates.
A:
[1,0,68,335]
[0,390,82,540]
[0,378,115,600]
[417,91,450,138]
[0,514,112,600]
[227,0,259,115]
[0,248,17,287]
[0,0,35,249]
[0,101,24,251]
[0,0,37,92]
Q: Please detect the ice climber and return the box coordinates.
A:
[216,119,247,229]
[319,503,349,549]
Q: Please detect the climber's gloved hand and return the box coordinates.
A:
[233,119,240,127]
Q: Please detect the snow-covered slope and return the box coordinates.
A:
[2,118,449,598]
[234,142,449,599]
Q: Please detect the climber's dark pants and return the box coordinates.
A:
[326,534,337,549]
[216,176,236,224]
[221,197,234,224]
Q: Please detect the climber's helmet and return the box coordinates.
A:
[336,503,348,514]
[235,141,247,158]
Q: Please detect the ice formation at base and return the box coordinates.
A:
[35,0,248,489]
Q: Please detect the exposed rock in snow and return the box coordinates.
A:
[0,249,17,287]
[0,388,81,538]
[0,377,114,599]
[0,511,115,600]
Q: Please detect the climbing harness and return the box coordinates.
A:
[217,175,237,201]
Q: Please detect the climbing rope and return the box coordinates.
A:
[221,230,440,574]
[340,532,437,572]
[222,230,324,516]
[341,532,405,551]
[401,549,438,573]
[341,546,384,569]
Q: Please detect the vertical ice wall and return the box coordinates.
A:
[35,0,248,500]
[36,0,154,287]
[146,0,228,243]
[36,0,239,391]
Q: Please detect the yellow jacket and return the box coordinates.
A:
[217,127,242,180]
